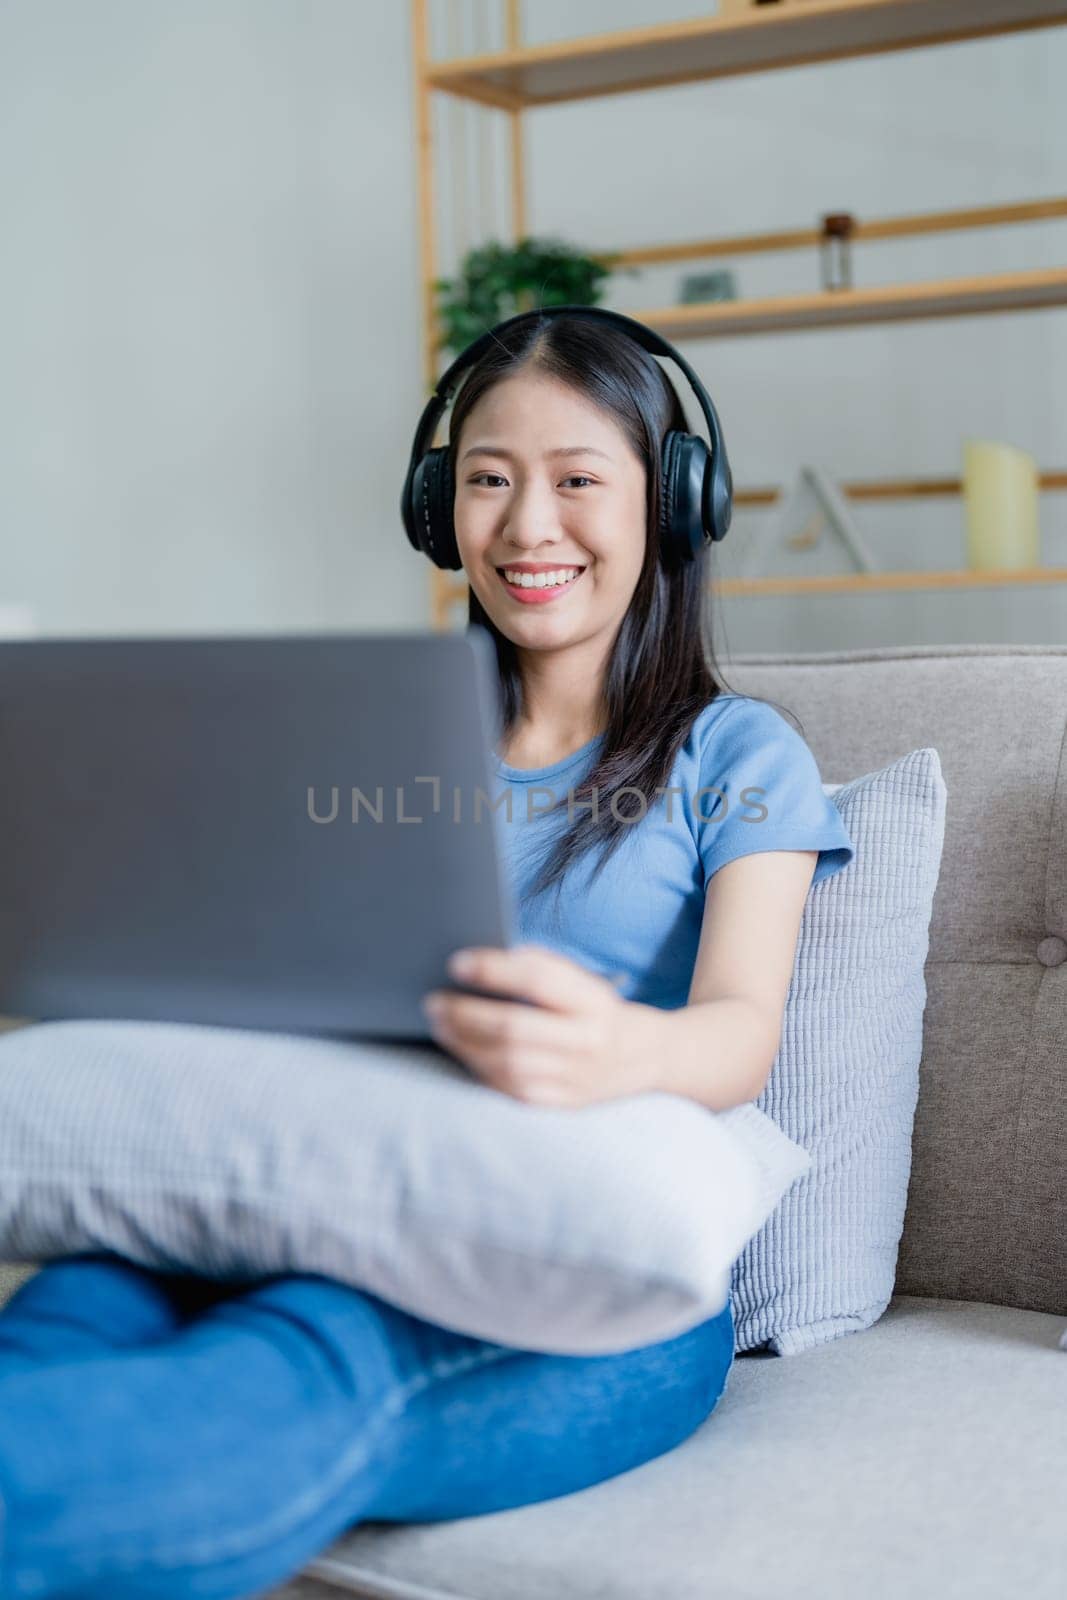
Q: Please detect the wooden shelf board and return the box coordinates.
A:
[628,267,1067,340]
[716,567,1067,596]
[425,1,1067,109]
[437,567,1067,603]
[743,473,1067,505]
[605,199,1067,270]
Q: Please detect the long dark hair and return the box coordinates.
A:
[448,311,785,912]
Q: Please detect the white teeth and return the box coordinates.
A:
[502,568,582,589]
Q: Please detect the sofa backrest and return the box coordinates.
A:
[726,644,1066,1317]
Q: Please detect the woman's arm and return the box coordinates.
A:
[422,848,817,1109]
[629,848,819,1112]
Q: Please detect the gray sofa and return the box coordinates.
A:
[3,642,1065,1598]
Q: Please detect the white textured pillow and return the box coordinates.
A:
[731,747,948,1356]
[0,1019,810,1356]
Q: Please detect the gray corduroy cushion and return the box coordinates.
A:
[732,746,948,1356]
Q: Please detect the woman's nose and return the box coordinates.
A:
[503,495,562,550]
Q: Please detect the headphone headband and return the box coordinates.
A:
[401,304,732,569]
[408,304,724,477]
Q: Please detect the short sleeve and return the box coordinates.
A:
[693,699,855,889]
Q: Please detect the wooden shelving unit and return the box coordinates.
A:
[410,0,1067,631]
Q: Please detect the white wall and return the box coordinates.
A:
[2,1,1065,646]
[1,0,427,636]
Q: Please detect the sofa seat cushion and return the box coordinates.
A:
[289,1295,1066,1600]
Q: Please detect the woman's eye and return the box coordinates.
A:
[467,473,595,489]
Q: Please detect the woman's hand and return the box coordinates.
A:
[421,943,659,1109]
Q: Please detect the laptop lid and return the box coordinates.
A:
[0,627,516,1041]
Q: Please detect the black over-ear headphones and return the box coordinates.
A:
[400,304,733,572]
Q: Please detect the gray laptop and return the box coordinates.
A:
[0,628,518,1043]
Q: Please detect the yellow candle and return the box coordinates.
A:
[962,439,1040,571]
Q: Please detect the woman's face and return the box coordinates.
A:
[453,370,648,654]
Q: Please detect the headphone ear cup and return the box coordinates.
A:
[420,447,461,570]
[660,431,711,565]
[659,430,681,560]
[705,450,733,542]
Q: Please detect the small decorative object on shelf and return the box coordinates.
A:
[432,237,623,358]
[820,213,856,291]
[679,269,737,304]
[736,464,879,581]
[962,439,1041,572]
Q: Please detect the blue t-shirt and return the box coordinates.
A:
[489,693,854,1012]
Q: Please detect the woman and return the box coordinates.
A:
[0,311,853,1598]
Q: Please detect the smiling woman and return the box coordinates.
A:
[399,307,854,1118]
[0,309,853,1600]
[373,309,851,1559]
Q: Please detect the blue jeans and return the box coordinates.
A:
[0,1253,736,1599]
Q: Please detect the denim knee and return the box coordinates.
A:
[0,1254,186,1348]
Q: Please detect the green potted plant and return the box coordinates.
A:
[433,236,633,357]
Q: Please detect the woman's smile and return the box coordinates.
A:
[495,563,588,604]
